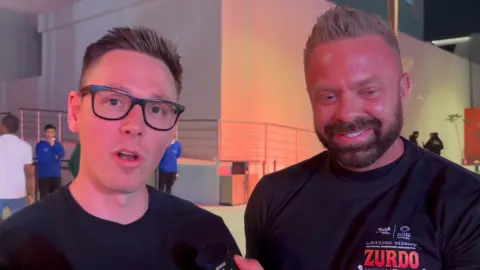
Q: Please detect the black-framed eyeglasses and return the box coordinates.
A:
[79,85,185,131]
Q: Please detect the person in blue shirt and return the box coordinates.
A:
[158,138,181,194]
[35,124,65,199]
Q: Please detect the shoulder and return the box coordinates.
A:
[245,152,327,222]
[147,188,238,252]
[251,151,327,199]
[35,140,45,148]
[415,151,480,225]
[24,141,33,151]
[420,151,480,192]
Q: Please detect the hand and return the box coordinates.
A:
[234,255,264,270]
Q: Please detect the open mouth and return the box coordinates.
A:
[117,151,139,161]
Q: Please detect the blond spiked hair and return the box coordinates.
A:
[304,6,400,67]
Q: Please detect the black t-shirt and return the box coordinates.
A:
[0,186,240,269]
[245,138,480,270]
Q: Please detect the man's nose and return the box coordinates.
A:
[120,105,144,136]
[334,94,362,123]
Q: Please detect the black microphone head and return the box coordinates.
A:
[196,242,238,270]
[171,243,201,270]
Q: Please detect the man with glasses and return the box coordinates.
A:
[0,27,240,269]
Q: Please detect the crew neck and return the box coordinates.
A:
[319,137,424,197]
[60,184,158,228]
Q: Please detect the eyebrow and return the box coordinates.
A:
[105,84,170,100]
[354,76,382,88]
[312,76,382,92]
[312,84,338,92]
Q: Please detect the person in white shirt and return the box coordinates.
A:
[0,114,35,220]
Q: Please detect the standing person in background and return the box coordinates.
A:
[35,124,65,199]
[423,132,444,155]
[68,142,80,178]
[0,115,35,220]
[158,138,181,194]
[408,130,419,145]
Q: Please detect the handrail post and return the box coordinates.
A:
[36,111,40,142]
[20,110,24,140]
[217,120,222,165]
[57,112,62,141]
[264,124,268,171]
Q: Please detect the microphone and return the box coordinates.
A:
[195,242,239,270]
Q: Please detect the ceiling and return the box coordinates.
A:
[0,0,78,14]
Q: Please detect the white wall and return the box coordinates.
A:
[0,77,40,115]
[38,0,222,119]
[473,63,480,108]
[2,0,474,165]
[220,0,474,164]
[0,8,41,82]
[221,0,334,129]
[399,33,472,163]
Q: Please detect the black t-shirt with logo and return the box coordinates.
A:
[245,138,480,270]
[0,186,240,269]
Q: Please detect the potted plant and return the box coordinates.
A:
[446,113,464,164]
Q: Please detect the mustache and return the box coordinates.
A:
[325,118,381,134]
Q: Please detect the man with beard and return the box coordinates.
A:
[243,5,480,270]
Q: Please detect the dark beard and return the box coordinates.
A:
[316,100,403,169]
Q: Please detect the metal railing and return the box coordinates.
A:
[19,108,323,174]
[19,108,77,142]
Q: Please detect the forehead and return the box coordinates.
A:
[306,35,400,86]
[83,50,176,100]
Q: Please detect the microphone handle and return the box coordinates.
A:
[204,251,239,270]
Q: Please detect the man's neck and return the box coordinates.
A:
[340,137,405,172]
[69,174,149,225]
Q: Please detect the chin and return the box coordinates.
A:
[99,179,146,194]
[336,149,378,168]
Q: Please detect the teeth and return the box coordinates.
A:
[118,151,138,160]
[346,130,365,138]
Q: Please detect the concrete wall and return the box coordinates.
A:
[0,8,41,83]
[0,77,40,115]
[2,0,476,165]
[37,0,222,120]
[399,33,471,163]
[220,0,473,164]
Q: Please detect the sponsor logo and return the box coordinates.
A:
[364,249,420,269]
[397,225,411,240]
[376,226,392,235]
